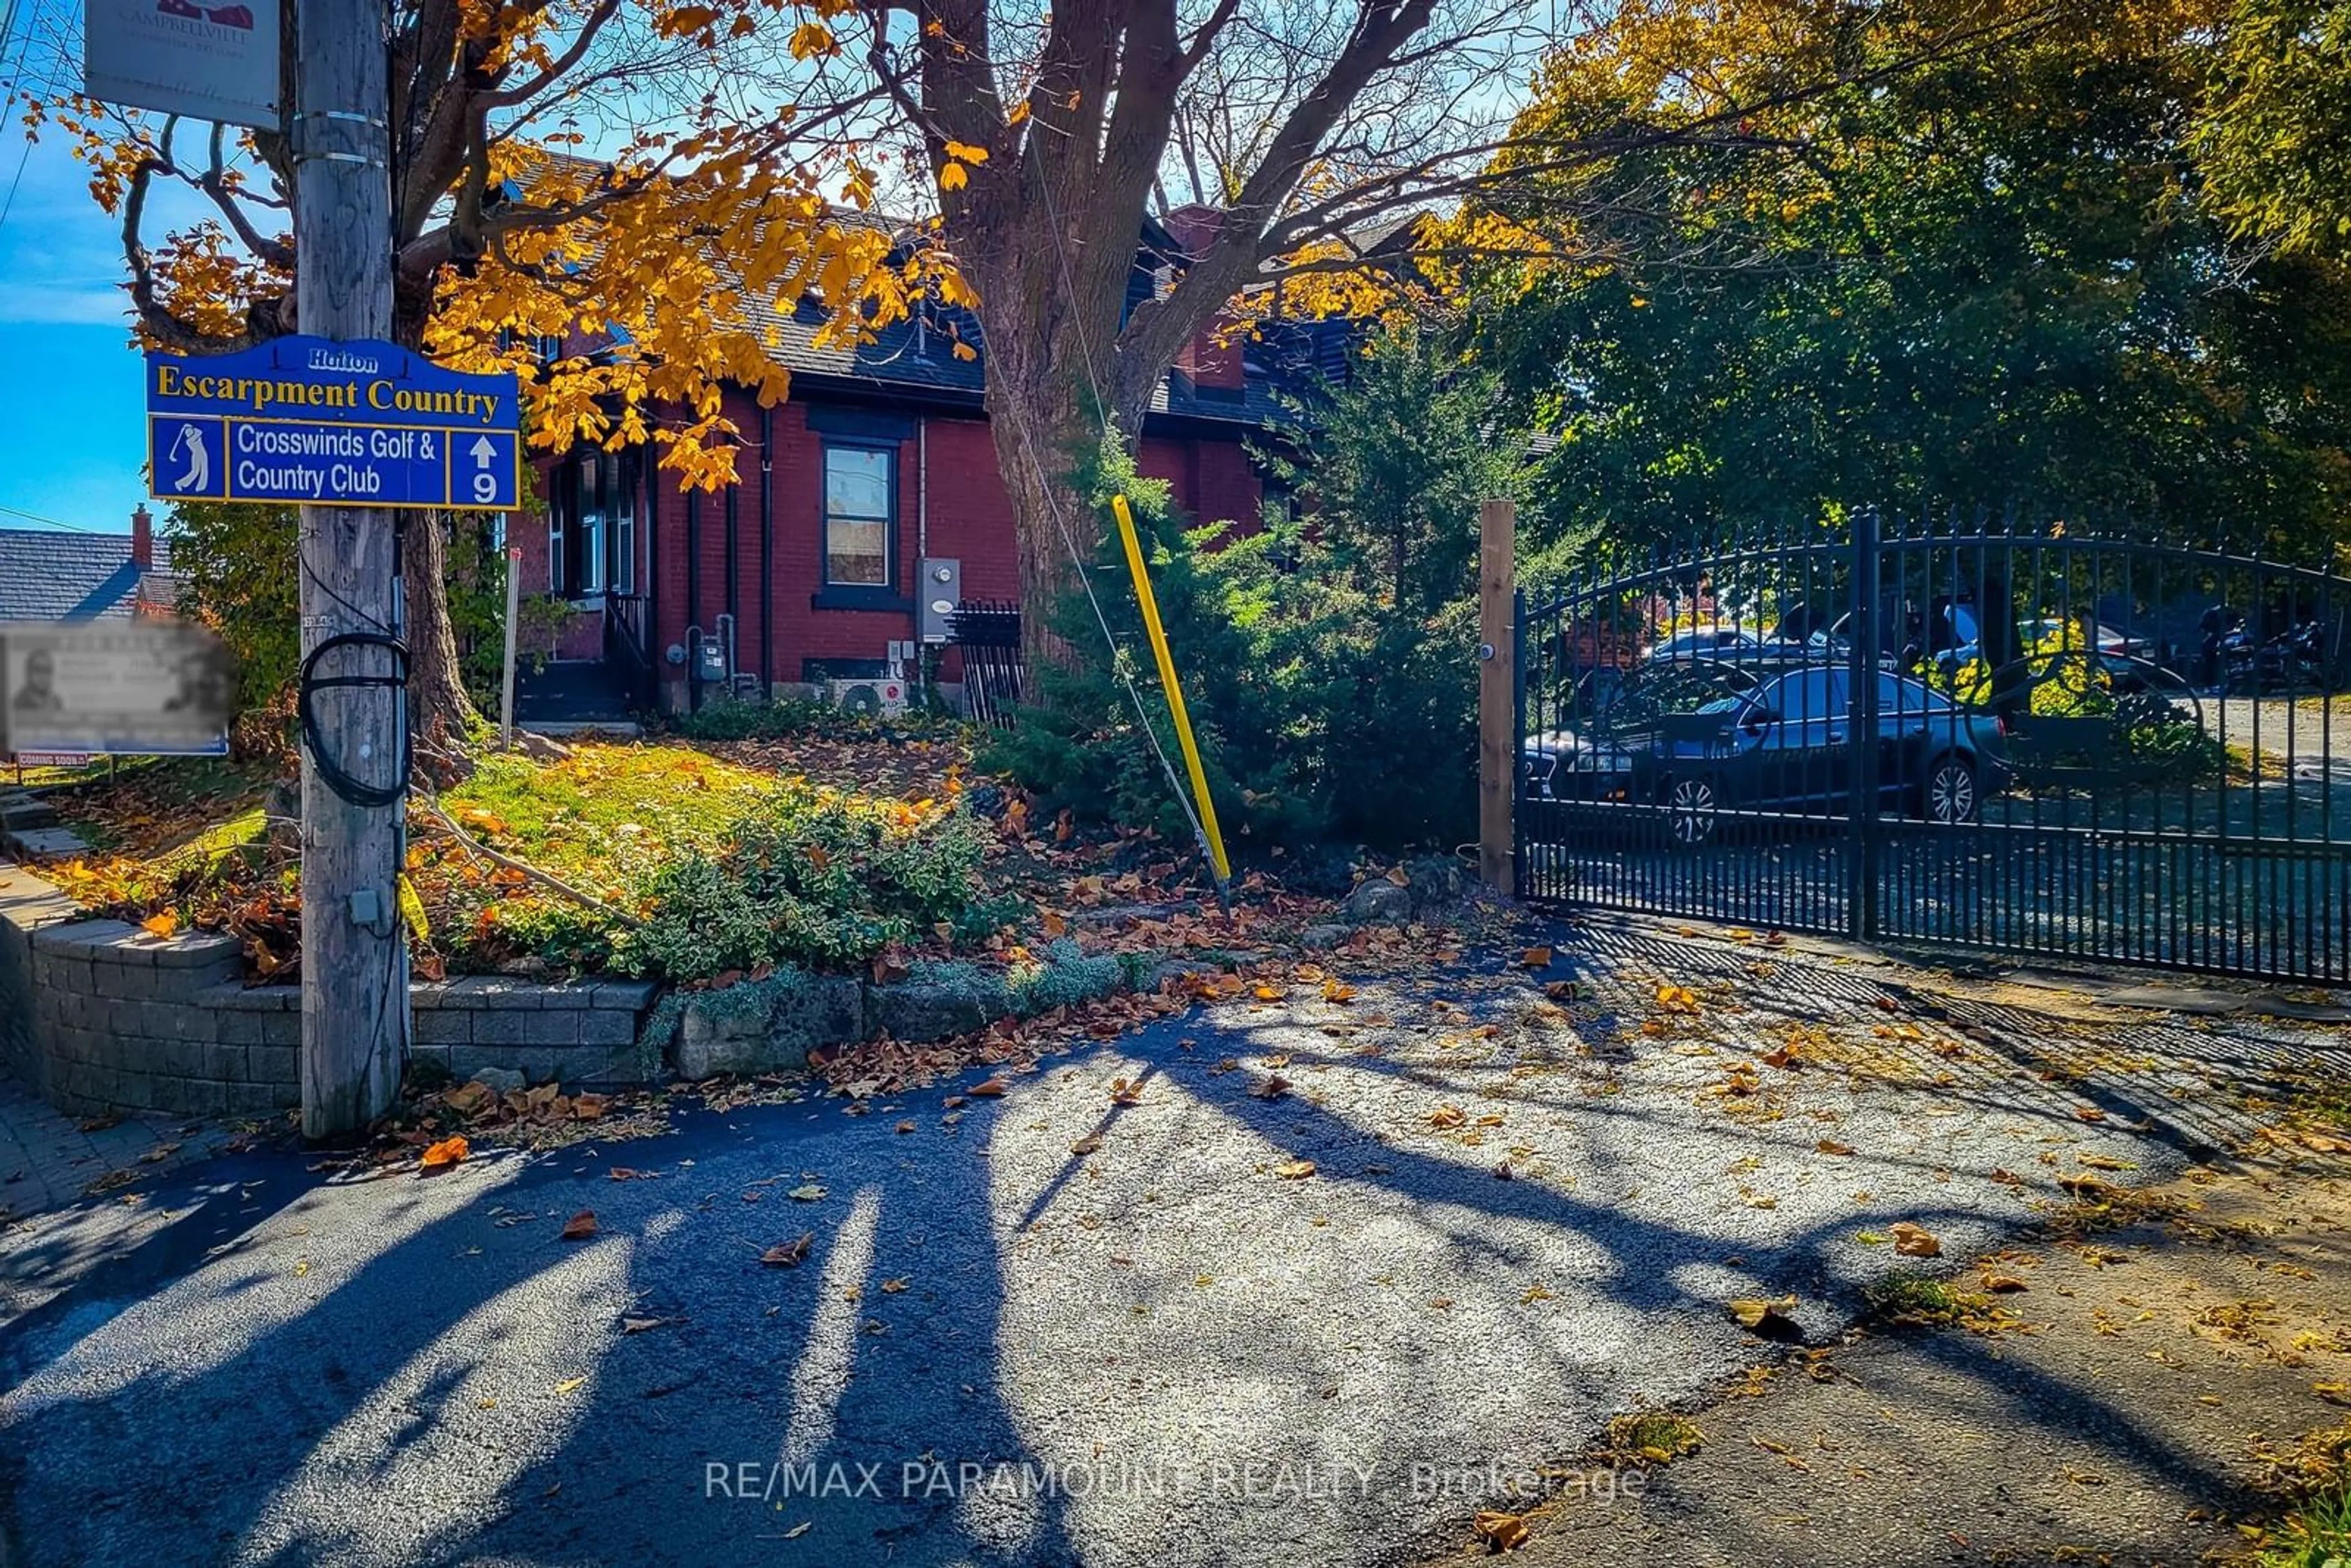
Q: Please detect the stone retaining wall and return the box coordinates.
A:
[0,867,658,1120]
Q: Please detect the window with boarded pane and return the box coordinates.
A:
[823,444,894,588]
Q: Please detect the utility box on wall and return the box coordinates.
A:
[918,558,961,644]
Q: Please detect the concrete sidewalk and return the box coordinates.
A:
[1,924,2339,1568]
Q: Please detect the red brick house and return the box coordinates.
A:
[509,211,1335,721]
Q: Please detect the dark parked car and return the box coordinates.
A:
[1528,665,2007,845]
[1524,658,1765,802]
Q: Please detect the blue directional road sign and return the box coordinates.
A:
[145,335,523,511]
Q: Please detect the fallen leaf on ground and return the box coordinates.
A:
[895,1119,917,1135]
[969,1078,1008,1098]
[553,1376,585,1395]
[2073,1106,2108,1123]
[1430,1105,1468,1130]
[140,912,178,939]
[1890,1222,1941,1258]
[1474,1511,1530,1551]
[1274,1159,1317,1180]
[1522,1283,1555,1305]
[1981,1272,2029,1292]
[441,1081,495,1117]
[621,1316,664,1334]
[762,1233,814,1267]
[787,1184,828,1202]
[1521,947,1553,969]
[560,1210,598,1240]
[419,1135,470,1171]
[572,1093,609,1120]
[1815,1139,1854,1157]
[1728,1295,1798,1329]
[1251,1075,1292,1101]
[881,1277,909,1294]
[1109,1078,1144,1106]
[1071,1133,1104,1156]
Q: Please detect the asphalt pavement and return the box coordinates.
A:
[1,922,2331,1568]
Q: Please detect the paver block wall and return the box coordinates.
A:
[28,917,266,1117]
[1,880,660,1120]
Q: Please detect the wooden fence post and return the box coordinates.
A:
[1479,498,1516,897]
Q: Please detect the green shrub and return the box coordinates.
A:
[617,785,988,981]
[1008,939,1125,1015]
[668,695,970,743]
[983,433,1485,853]
[669,697,853,741]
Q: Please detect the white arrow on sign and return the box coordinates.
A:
[470,435,497,468]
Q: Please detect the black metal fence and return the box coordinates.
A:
[947,600,1024,728]
[1517,511,2351,983]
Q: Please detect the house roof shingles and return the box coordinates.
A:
[0,529,178,623]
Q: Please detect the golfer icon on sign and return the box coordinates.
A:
[167,422,212,493]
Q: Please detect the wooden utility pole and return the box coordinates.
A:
[295,0,406,1138]
[1477,498,1517,897]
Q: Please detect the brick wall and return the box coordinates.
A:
[538,388,1267,708]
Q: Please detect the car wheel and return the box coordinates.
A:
[1924,754,1978,825]
[1663,776,1719,846]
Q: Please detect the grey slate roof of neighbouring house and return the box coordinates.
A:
[0,528,178,623]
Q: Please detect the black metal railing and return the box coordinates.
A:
[602,590,655,712]
[1517,509,2351,983]
[948,599,1024,728]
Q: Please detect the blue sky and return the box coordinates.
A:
[0,26,159,535]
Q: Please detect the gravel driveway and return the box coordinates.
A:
[1,922,2331,1567]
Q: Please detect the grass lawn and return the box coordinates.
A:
[436,745,780,890]
[33,734,1020,985]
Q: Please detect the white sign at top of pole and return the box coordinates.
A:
[82,0,280,131]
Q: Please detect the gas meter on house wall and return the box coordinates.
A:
[695,634,728,685]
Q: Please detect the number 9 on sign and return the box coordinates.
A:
[473,470,498,503]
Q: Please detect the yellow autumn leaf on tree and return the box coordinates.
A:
[943,140,989,164]
[788,20,836,58]
[939,162,969,192]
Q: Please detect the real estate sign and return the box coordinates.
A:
[0,621,231,761]
[83,0,280,130]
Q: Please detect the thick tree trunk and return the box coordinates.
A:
[985,381,1090,681]
[980,312,1152,688]
[402,509,482,751]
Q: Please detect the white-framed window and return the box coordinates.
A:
[823,443,894,588]
[610,452,636,595]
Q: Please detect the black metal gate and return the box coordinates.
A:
[1516,512,2351,983]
